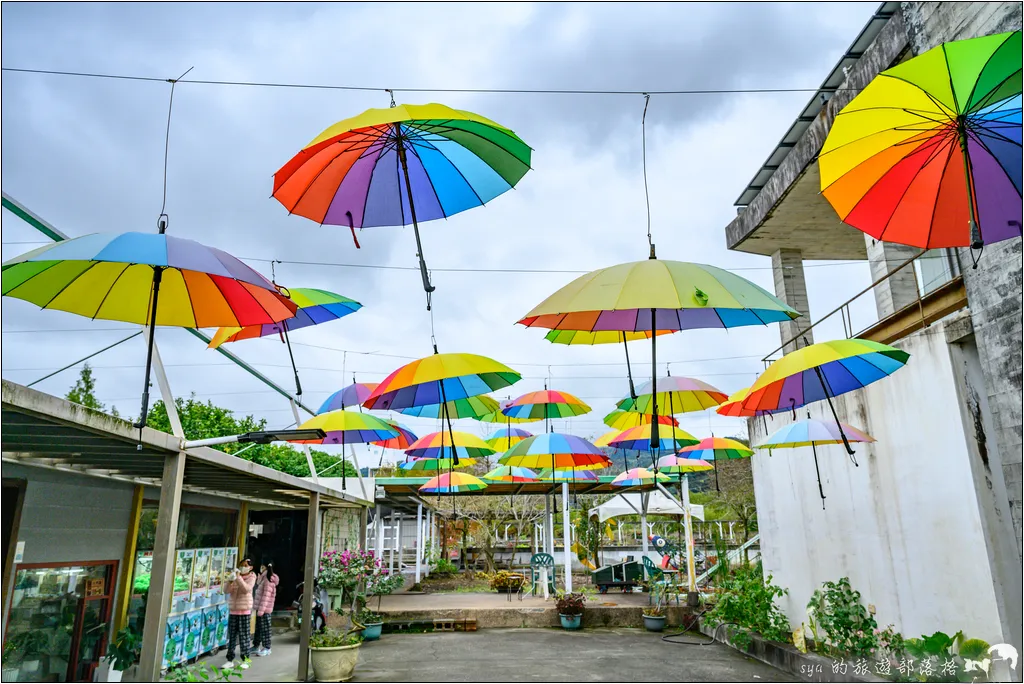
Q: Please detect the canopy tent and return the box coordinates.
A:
[588,491,704,523]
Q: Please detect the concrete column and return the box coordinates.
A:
[546,494,555,556]
[359,507,368,552]
[415,504,423,583]
[865,236,920,318]
[561,482,572,593]
[770,248,814,352]
[138,451,186,682]
[298,492,321,682]
[394,516,402,572]
[682,475,697,593]
[640,492,650,571]
[388,513,396,574]
[375,506,384,561]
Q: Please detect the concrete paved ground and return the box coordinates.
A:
[191,628,789,682]
[378,589,653,610]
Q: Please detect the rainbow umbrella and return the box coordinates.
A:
[483,466,538,482]
[398,395,500,420]
[293,409,400,488]
[400,456,476,472]
[503,389,592,423]
[475,399,538,425]
[603,411,678,430]
[419,472,488,494]
[656,455,714,475]
[318,381,380,414]
[499,434,611,471]
[273,103,532,306]
[819,31,1022,251]
[741,339,909,456]
[592,430,620,448]
[404,431,496,460]
[678,437,754,491]
[544,330,670,344]
[370,419,418,453]
[537,468,599,482]
[518,258,799,463]
[715,387,782,417]
[617,376,728,415]
[609,424,700,452]
[611,468,671,488]
[2,231,295,428]
[485,427,534,451]
[756,418,875,508]
[364,353,520,411]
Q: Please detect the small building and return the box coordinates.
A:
[722,1,1022,653]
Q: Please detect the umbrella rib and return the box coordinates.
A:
[878,134,956,244]
[285,135,386,221]
[86,262,132,321]
[962,33,1017,112]
[399,137,451,220]
[406,119,533,171]
[405,128,492,209]
[36,260,104,314]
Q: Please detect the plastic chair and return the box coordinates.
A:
[642,556,679,606]
[529,553,556,596]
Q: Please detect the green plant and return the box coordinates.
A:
[431,557,458,576]
[704,564,790,645]
[309,630,363,649]
[165,661,242,682]
[14,574,38,590]
[555,591,586,616]
[355,608,382,625]
[7,630,49,659]
[106,627,142,671]
[806,577,877,656]
[642,581,670,618]
[488,571,524,592]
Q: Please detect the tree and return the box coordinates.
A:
[455,495,545,573]
[66,363,104,411]
[147,395,356,479]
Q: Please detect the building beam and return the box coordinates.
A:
[771,248,814,353]
[859,276,967,345]
[297,491,321,682]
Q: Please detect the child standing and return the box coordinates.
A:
[223,557,256,669]
[252,562,279,657]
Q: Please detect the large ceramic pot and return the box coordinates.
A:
[643,614,667,632]
[559,614,582,630]
[361,622,383,641]
[309,643,361,682]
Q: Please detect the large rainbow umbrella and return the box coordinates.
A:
[592,430,620,448]
[603,411,679,431]
[678,437,754,491]
[398,395,500,420]
[819,31,1022,250]
[741,339,908,456]
[2,231,295,428]
[370,420,418,451]
[537,468,599,482]
[485,428,534,452]
[400,456,476,472]
[656,455,714,475]
[756,418,875,508]
[500,433,611,491]
[474,398,537,424]
[611,468,671,488]
[483,466,538,482]
[273,103,531,306]
[319,381,380,414]
[608,424,700,452]
[293,410,400,488]
[502,390,592,429]
[617,376,728,415]
[404,431,496,460]
[419,472,488,494]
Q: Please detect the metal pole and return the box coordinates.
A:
[395,127,435,302]
[137,450,186,681]
[388,513,396,574]
[290,399,319,483]
[561,481,572,593]
[298,491,320,682]
[395,516,403,573]
[683,475,697,593]
[640,491,650,568]
[415,503,423,584]
[27,332,141,388]
[150,338,183,438]
[134,266,164,430]
[375,506,384,561]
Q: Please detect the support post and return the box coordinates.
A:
[298,492,321,682]
[388,514,396,574]
[640,491,650,569]
[415,503,423,584]
[395,516,402,572]
[290,399,318,483]
[138,451,186,682]
[359,507,368,552]
[682,475,697,593]
[561,482,572,593]
[149,336,183,438]
[113,485,145,635]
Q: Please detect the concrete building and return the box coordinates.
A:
[723,0,1022,659]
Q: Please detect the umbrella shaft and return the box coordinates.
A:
[650,308,659,466]
[134,266,164,430]
[395,129,436,298]
[282,325,302,397]
[957,128,983,249]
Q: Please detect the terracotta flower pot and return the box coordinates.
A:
[309,642,361,682]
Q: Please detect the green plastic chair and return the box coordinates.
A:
[642,556,679,606]
[529,553,556,596]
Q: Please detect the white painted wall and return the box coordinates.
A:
[750,329,1004,644]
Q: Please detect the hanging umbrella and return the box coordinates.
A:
[518,258,799,471]
[616,376,727,415]
[483,465,538,482]
[677,437,754,491]
[592,430,621,448]
[503,389,591,433]
[474,398,538,424]
[819,31,1022,252]
[543,329,670,344]
[319,381,380,414]
[2,231,296,428]
[364,353,520,411]
[608,424,700,452]
[404,431,496,460]
[419,472,488,494]
[370,420,418,467]
[400,456,477,472]
[611,468,671,487]
[273,103,532,306]
[656,455,714,474]
[755,418,875,508]
[715,386,783,417]
[292,409,400,489]
[398,395,500,420]
[485,427,534,451]
[741,339,909,458]
[499,434,611,472]
[537,468,599,482]
[603,411,678,430]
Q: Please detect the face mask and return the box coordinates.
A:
[239,566,251,575]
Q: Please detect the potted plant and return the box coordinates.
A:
[555,592,586,630]
[358,569,403,641]
[102,626,142,682]
[355,608,383,642]
[312,549,385,679]
[642,582,669,632]
[309,630,363,682]
[489,571,525,594]
[7,630,47,676]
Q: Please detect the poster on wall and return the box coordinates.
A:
[191,549,211,599]
[172,549,195,611]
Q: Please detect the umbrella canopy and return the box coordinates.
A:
[370,420,418,450]
[543,329,671,345]
[678,437,753,461]
[757,419,875,449]
[419,472,488,494]
[608,424,700,452]
[611,468,671,487]
[2,232,294,327]
[603,411,678,430]
[483,466,539,482]
[474,398,537,424]
[404,431,496,460]
[656,455,714,474]
[400,456,476,472]
[715,386,785,417]
[318,382,380,414]
[207,288,360,348]
[741,339,910,414]
[537,468,599,482]
[364,353,520,411]
[398,395,500,420]
[485,427,534,451]
[819,31,1022,249]
[592,430,621,448]
[499,433,611,471]
[502,390,592,421]
[616,376,728,415]
[293,410,400,445]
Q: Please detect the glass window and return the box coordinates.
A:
[915,248,959,296]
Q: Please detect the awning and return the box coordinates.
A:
[589,491,704,523]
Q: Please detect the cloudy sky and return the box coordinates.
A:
[1,2,881,464]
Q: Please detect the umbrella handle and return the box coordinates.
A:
[622,333,637,400]
[811,442,826,510]
[345,211,361,249]
[133,266,164,433]
[812,366,856,457]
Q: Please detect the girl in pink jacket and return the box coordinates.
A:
[252,562,279,657]
[223,558,256,669]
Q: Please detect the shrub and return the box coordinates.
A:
[431,557,458,576]
[555,591,586,616]
[704,563,790,646]
[806,577,877,656]
[489,571,524,592]
[310,629,363,649]
[356,608,382,625]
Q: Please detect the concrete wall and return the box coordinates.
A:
[749,327,1005,644]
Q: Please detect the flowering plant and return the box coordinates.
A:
[319,549,379,591]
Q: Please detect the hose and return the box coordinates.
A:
[659,593,741,647]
